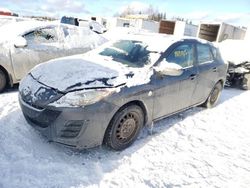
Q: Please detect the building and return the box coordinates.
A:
[159,20,198,37]
[197,22,246,42]
[0,8,18,16]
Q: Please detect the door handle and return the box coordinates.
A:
[212,67,217,72]
[189,74,197,80]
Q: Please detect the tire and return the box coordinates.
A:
[104,105,144,151]
[203,82,222,108]
[241,74,250,90]
[0,69,7,93]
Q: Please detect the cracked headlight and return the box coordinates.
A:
[49,89,115,107]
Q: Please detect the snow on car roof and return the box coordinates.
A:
[218,39,250,65]
[0,20,58,41]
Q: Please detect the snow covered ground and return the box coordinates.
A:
[0,87,250,188]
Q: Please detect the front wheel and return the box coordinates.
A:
[104,105,144,151]
[203,82,222,108]
[0,69,7,93]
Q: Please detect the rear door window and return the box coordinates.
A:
[197,44,214,64]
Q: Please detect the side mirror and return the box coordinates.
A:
[14,36,27,48]
[154,61,183,76]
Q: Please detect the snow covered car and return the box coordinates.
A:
[219,39,250,90]
[19,35,227,150]
[61,16,107,34]
[88,21,107,34]
[0,20,107,92]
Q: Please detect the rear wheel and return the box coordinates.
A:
[0,69,7,93]
[203,82,222,108]
[104,105,144,150]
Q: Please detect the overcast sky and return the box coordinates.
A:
[1,0,250,27]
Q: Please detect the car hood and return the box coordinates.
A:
[30,54,136,92]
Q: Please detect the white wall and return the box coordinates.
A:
[233,27,246,40]
[218,23,246,42]
[245,26,250,41]
[140,20,159,33]
[106,18,160,33]
[105,17,131,29]
[184,24,198,37]
[115,18,131,27]
[173,21,185,36]
[172,21,198,37]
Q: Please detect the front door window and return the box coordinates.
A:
[166,43,194,68]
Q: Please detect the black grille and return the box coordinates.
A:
[24,109,61,128]
[60,121,85,138]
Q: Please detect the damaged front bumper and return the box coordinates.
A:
[19,94,118,149]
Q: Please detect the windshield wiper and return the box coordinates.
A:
[65,77,117,91]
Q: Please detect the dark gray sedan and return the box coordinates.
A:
[19,35,227,150]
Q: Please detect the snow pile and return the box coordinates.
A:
[218,39,250,64]
[0,16,16,27]
[1,89,250,187]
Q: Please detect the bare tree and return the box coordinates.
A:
[117,4,166,22]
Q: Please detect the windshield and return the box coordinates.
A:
[99,40,151,67]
